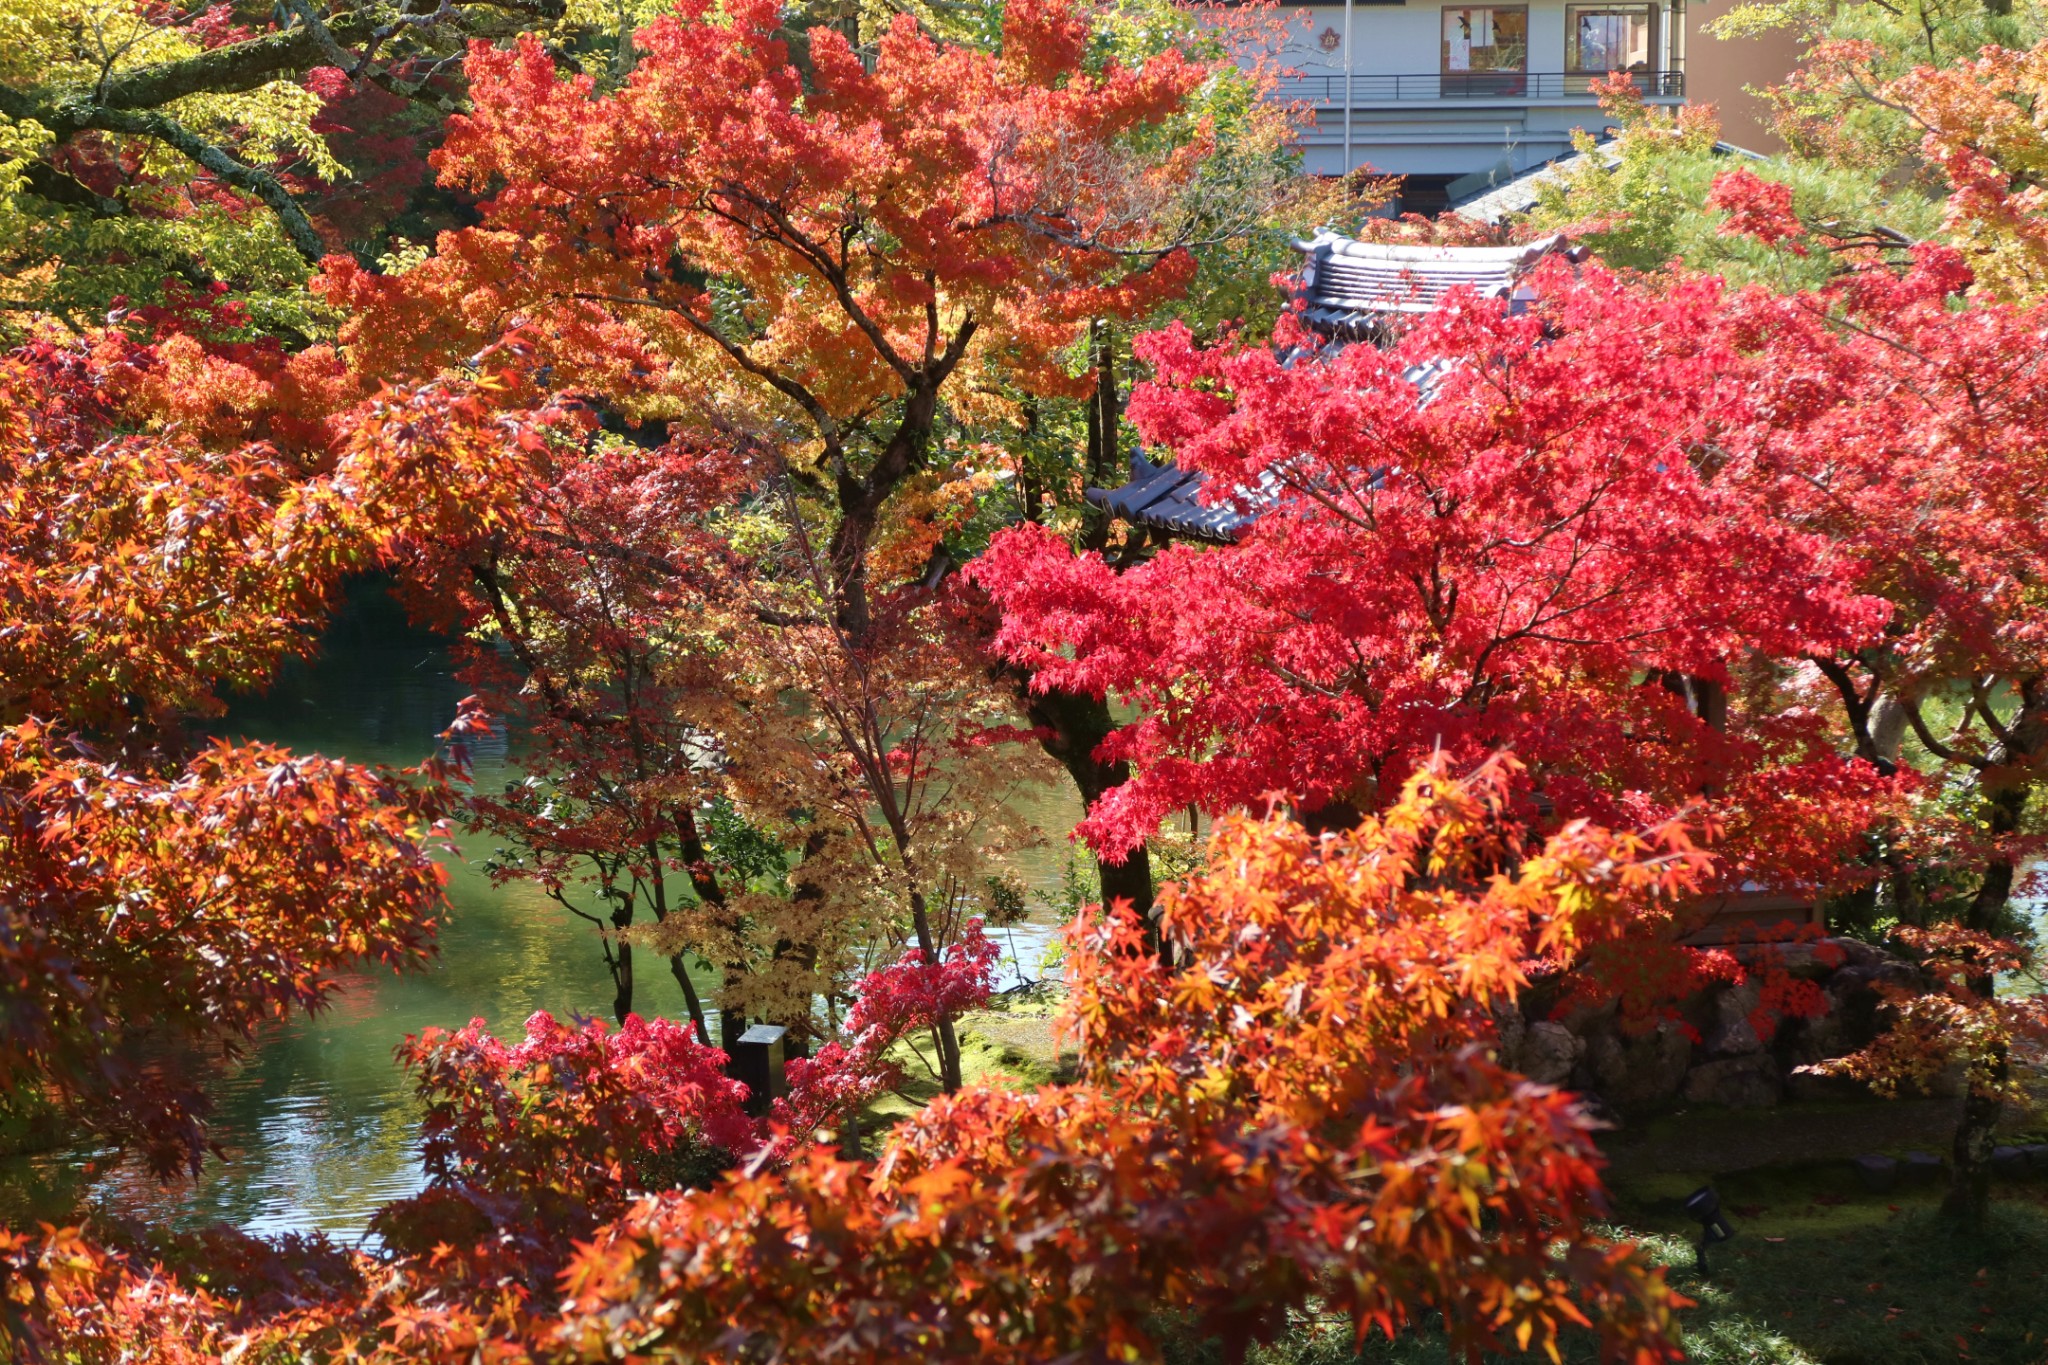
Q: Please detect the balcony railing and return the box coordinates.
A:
[1274,70,1684,103]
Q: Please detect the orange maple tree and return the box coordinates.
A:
[315,0,1222,1088]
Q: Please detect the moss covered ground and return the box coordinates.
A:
[1180,1162,2048,1365]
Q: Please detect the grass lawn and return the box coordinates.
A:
[1235,1169,2048,1365]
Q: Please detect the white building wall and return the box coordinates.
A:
[1251,2,1686,182]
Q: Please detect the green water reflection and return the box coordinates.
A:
[11,582,1077,1242]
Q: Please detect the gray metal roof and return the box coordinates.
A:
[1085,452,1268,543]
[1449,138,1768,226]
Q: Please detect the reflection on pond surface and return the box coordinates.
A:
[4,581,1079,1241]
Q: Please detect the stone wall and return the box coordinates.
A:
[1498,937,1936,1116]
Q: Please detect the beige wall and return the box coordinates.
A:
[1684,0,1802,152]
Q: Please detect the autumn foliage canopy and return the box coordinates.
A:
[12,0,2048,1358]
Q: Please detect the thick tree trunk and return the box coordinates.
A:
[1016,678,1163,964]
[1080,319,1121,554]
[1945,1043,2007,1230]
[611,938,634,1025]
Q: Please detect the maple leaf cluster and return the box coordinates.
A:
[371,1008,753,1284]
[0,336,461,1177]
[318,0,1208,416]
[975,258,1895,888]
[772,916,1001,1145]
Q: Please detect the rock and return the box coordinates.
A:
[1824,962,1924,1051]
[2023,1143,2048,1174]
[1991,1146,2027,1177]
[1819,936,1890,970]
[1519,1021,1583,1085]
[1723,936,1885,980]
[1785,1007,1849,1067]
[1901,1151,1946,1185]
[1682,1054,1783,1109]
[1491,1002,1527,1069]
[1852,1153,1899,1193]
[1706,980,1766,1056]
[1723,941,1827,979]
[1908,1058,1969,1101]
[1786,1063,1871,1103]
[1554,994,1619,1037]
[1588,1019,1692,1111]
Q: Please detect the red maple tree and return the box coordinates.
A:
[976,259,1895,890]
[0,336,452,1175]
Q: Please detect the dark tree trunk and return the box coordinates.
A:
[611,935,634,1025]
[1964,675,2048,933]
[1015,678,1164,964]
[1081,319,1121,554]
[1945,1042,2007,1230]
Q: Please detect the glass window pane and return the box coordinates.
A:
[1568,6,1655,72]
[1442,7,1527,73]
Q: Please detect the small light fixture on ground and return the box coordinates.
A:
[1683,1185,1736,1273]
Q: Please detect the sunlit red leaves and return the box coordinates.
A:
[545,761,1687,1364]
[977,261,1895,884]
[0,342,352,731]
[10,766,1690,1363]
[374,1009,750,1283]
[773,918,999,1144]
[1707,168,1809,252]
[0,338,461,1177]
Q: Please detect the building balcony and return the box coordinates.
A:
[1273,69,1684,104]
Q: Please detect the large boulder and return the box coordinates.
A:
[1824,960,1924,1052]
[1682,1054,1784,1109]
[1552,993,1620,1037]
[1518,1021,1583,1085]
[1785,1002,1849,1067]
[1491,1001,1527,1069]
[1727,936,1888,979]
[1587,1019,1692,1112]
[1786,1062,1872,1102]
[1706,979,1766,1056]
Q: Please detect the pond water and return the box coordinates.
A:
[5,582,1081,1243]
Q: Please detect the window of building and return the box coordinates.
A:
[1441,7,1527,73]
[1566,4,1657,73]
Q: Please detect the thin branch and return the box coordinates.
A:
[1903,695,1988,770]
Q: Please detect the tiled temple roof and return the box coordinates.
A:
[1084,452,1272,544]
[1293,232,1570,338]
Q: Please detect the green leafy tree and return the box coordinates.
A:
[1524,78,1943,288]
